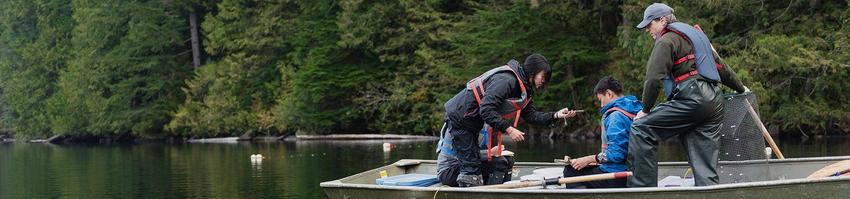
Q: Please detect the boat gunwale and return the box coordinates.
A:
[320,155,850,194]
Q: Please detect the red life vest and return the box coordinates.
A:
[466,64,531,160]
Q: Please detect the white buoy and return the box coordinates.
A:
[250,154,264,163]
[382,143,392,152]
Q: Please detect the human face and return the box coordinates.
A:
[595,90,617,108]
[645,17,667,40]
[533,71,546,89]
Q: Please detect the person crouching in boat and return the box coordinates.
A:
[437,53,579,187]
[562,76,642,188]
[436,124,516,187]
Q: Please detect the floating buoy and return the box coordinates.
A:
[382,143,392,152]
[250,154,264,163]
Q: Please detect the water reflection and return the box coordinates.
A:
[1,137,849,199]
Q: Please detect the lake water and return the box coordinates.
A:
[2,137,849,198]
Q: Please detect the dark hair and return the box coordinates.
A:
[594,76,624,95]
[523,53,551,84]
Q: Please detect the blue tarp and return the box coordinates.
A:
[375,174,439,187]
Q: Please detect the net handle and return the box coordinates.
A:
[744,100,785,159]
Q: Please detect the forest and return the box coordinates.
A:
[1,0,848,140]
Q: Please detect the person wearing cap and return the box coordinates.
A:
[437,53,580,187]
[628,3,748,187]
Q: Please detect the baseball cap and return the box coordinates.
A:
[636,3,673,29]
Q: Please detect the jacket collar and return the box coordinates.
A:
[507,59,533,93]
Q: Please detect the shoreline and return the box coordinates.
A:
[0,133,439,144]
[182,134,437,144]
[4,133,844,144]
[294,134,438,140]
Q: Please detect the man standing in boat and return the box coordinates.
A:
[628,3,748,187]
[437,53,579,187]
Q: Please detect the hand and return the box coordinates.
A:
[570,155,597,170]
[506,127,525,142]
[488,145,503,157]
[555,107,578,119]
[634,111,648,120]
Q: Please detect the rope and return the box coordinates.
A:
[432,185,447,199]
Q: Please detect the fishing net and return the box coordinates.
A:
[716,92,770,183]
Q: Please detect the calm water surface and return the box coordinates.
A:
[2,137,849,198]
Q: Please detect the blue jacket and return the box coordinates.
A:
[597,95,642,173]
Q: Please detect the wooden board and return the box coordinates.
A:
[807,160,850,179]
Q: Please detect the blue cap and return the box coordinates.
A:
[636,3,673,29]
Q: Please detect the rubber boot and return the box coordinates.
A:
[627,79,723,187]
[486,171,506,185]
[457,174,483,187]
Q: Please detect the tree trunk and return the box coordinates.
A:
[567,64,578,106]
[189,12,201,68]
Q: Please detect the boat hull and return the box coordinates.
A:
[321,156,850,199]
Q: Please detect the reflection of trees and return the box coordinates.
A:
[6,138,850,198]
[3,144,60,198]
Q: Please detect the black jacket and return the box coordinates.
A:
[444,60,555,132]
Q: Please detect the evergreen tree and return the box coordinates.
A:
[0,0,73,138]
[168,0,293,136]
[0,0,847,139]
[52,0,190,137]
[277,0,390,135]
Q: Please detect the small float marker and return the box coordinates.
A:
[250,154,264,163]
[382,143,392,152]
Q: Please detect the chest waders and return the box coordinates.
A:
[628,22,727,188]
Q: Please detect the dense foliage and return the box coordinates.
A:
[0,0,847,139]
